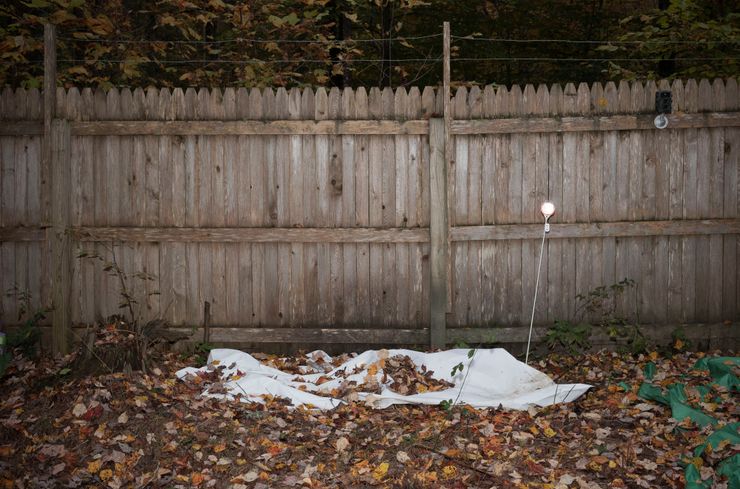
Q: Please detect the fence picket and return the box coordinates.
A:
[0,82,737,349]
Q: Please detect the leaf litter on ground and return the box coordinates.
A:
[0,346,737,488]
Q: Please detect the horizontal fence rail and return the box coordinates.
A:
[0,79,738,353]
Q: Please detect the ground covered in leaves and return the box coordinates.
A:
[0,346,737,489]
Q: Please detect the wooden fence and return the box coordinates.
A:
[0,78,739,352]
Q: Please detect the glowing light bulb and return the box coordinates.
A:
[541,201,555,218]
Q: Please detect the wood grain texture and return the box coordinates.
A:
[2,82,737,342]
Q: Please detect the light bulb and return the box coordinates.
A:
[654,113,668,129]
[540,201,555,218]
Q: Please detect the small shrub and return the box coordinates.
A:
[547,278,648,355]
[1,287,48,377]
[545,319,593,354]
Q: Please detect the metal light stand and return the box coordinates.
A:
[525,202,555,365]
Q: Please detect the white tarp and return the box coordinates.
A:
[176,348,591,410]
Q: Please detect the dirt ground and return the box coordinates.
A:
[0,344,737,488]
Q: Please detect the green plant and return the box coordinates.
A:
[439,348,477,412]
[77,244,168,374]
[545,319,593,354]
[1,287,49,377]
[194,341,214,364]
[547,278,648,355]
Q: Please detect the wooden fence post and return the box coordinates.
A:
[429,118,448,348]
[51,119,71,355]
[42,23,56,226]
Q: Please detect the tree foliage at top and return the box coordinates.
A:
[0,0,737,89]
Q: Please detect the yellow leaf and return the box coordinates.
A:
[674,338,684,350]
[372,462,389,480]
[87,459,102,474]
[544,427,557,438]
[442,465,457,478]
[529,426,540,435]
[367,363,379,376]
[608,460,617,468]
[99,469,113,481]
[213,444,226,453]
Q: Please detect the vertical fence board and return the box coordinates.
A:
[0,82,736,347]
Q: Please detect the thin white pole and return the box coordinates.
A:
[525,222,548,365]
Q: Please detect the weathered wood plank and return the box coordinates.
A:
[70,119,429,135]
[50,119,70,354]
[429,118,447,347]
[450,112,740,134]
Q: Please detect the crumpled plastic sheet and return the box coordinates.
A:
[176,348,591,410]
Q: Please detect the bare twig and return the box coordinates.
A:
[70,329,114,374]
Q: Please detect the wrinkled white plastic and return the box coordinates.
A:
[176,348,590,410]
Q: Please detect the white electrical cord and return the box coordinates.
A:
[525,219,550,365]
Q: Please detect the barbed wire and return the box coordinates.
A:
[451,35,740,45]
[58,33,442,45]
[58,57,442,65]
[453,56,740,62]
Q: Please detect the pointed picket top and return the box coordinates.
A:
[493,84,509,117]
[711,78,725,111]
[407,87,421,119]
[315,87,329,120]
[563,82,578,115]
[684,79,699,112]
[643,80,656,113]
[630,81,645,113]
[421,86,436,118]
[195,88,209,120]
[354,86,369,119]
[522,84,536,116]
[725,78,738,110]
[62,87,79,120]
[234,87,248,119]
[509,84,524,116]
[534,84,549,116]
[106,86,121,119]
[182,88,196,119]
[452,86,467,119]
[13,88,28,119]
[590,82,605,114]
[380,87,394,118]
[603,81,618,115]
[275,87,289,119]
[262,87,276,120]
[342,86,356,119]
[617,80,631,113]
[80,87,94,122]
[468,85,482,118]
[300,87,315,119]
[328,87,342,119]
[119,88,134,120]
[247,88,261,119]
[697,78,712,112]
[576,82,590,114]
[172,87,186,120]
[342,87,355,119]
[670,79,684,112]
[27,87,42,120]
[548,83,562,116]
[222,88,236,119]
[131,87,146,119]
[394,86,407,119]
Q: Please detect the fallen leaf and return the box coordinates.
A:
[396,451,410,464]
[73,403,87,417]
[372,462,389,480]
[335,437,350,452]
